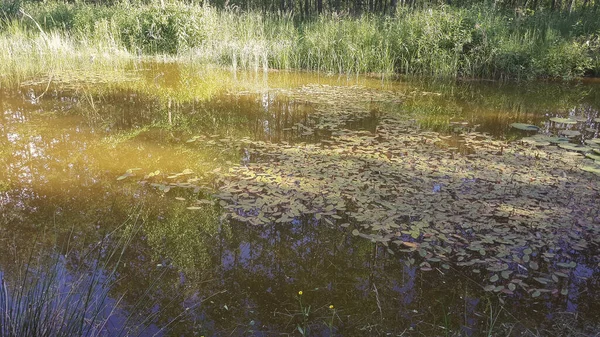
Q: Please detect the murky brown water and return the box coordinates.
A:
[1,63,600,336]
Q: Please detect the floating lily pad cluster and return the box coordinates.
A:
[145,85,600,297]
[512,113,600,175]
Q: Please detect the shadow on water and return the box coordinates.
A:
[1,64,600,335]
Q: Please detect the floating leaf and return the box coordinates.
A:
[534,277,550,285]
[549,117,577,124]
[510,123,539,131]
[585,153,600,161]
[521,137,550,147]
[559,130,581,137]
[557,261,577,268]
[484,285,495,292]
[541,136,570,144]
[558,143,590,152]
[489,274,499,283]
[581,163,600,175]
[116,174,130,181]
[532,290,541,298]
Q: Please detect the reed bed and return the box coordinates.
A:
[0,1,598,84]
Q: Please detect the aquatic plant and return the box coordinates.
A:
[0,221,163,337]
[150,84,600,299]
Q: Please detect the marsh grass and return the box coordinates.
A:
[0,1,598,84]
[0,219,163,337]
[0,19,131,87]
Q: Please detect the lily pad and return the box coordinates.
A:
[585,153,600,161]
[559,130,581,137]
[511,123,539,131]
[549,117,577,124]
[521,137,550,147]
[546,136,570,144]
[581,163,600,175]
[557,261,577,268]
[522,135,569,145]
[557,143,590,152]
[484,285,495,292]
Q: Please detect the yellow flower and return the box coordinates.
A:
[329,305,334,309]
[298,291,303,295]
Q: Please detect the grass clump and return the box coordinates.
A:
[0,221,163,337]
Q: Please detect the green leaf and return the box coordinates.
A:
[559,130,581,137]
[549,117,577,124]
[529,261,539,270]
[585,153,600,161]
[510,123,539,131]
[558,143,589,152]
[581,164,600,175]
[484,285,495,292]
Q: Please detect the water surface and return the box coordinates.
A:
[1,64,600,335]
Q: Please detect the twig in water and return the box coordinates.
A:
[373,283,383,320]
[34,75,53,102]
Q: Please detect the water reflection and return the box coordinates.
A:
[1,66,600,335]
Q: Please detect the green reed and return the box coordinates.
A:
[1,1,598,84]
[0,218,164,337]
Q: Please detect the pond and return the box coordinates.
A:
[1,63,600,336]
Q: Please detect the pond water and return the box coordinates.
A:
[1,63,600,336]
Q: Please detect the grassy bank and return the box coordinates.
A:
[1,1,599,83]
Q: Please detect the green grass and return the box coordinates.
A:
[0,219,164,337]
[1,1,599,85]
